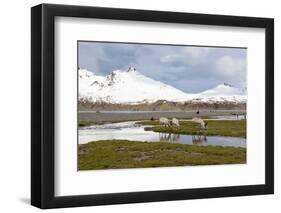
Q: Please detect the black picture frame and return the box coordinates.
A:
[31,3,274,209]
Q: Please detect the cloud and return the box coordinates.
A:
[78,41,247,92]
[216,55,246,77]
[160,54,186,67]
[160,46,210,67]
[181,46,210,65]
[215,55,246,88]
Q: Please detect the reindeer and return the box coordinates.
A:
[171,118,180,128]
[191,117,208,129]
[159,117,170,127]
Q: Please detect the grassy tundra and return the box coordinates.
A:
[78,119,246,170]
[79,140,246,170]
[137,119,246,138]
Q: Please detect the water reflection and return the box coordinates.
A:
[159,132,180,142]
[79,121,246,148]
[192,135,208,145]
[158,133,208,145]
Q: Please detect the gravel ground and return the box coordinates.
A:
[79,110,246,123]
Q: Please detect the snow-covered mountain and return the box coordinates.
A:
[196,83,246,103]
[79,68,246,104]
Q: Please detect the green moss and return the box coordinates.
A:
[137,119,246,138]
[78,140,246,170]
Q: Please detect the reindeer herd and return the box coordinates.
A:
[157,117,209,144]
[159,117,180,128]
[159,117,208,129]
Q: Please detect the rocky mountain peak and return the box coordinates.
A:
[223,83,233,87]
[127,66,137,72]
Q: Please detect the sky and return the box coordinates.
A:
[78,41,247,93]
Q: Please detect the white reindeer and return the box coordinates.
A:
[171,118,180,128]
[159,117,170,127]
[191,117,208,129]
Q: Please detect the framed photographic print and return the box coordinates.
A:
[31,3,274,209]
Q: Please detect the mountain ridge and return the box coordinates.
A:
[78,68,246,105]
